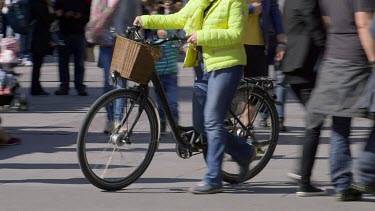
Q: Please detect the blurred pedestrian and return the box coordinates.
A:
[282,0,326,196]
[54,0,90,96]
[351,14,375,196]
[306,0,374,201]
[29,0,54,96]
[152,1,180,134]
[86,0,141,133]
[134,0,256,194]
[1,0,17,37]
[243,0,285,78]
[241,0,286,130]
[154,28,179,134]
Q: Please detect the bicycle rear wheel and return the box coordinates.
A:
[203,85,279,183]
[77,89,159,191]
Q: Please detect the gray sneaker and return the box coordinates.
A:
[189,181,223,194]
[237,146,257,183]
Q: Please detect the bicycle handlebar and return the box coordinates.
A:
[149,35,190,46]
[125,25,190,46]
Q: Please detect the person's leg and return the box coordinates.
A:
[31,52,45,94]
[330,116,353,193]
[163,75,179,122]
[274,65,287,130]
[355,121,375,193]
[113,75,127,123]
[99,46,114,125]
[2,16,7,36]
[57,34,71,92]
[203,66,252,186]
[192,63,208,135]
[353,123,375,194]
[330,116,362,201]
[72,34,87,94]
[242,45,269,126]
[153,75,168,133]
[296,111,326,196]
[290,82,315,106]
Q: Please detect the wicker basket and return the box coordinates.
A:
[110,35,162,84]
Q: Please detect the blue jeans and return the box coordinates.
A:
[99,46,127,121]
[58,34,87,91]
[330,116,353,193]
[357,122,375,188]
[154,74,179,122]
[274,67,287,118]
[193,63,252,186]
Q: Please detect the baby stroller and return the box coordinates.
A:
[0,37,28,111]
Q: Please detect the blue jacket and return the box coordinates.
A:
[371,15,375,39]
[248,0,284,48]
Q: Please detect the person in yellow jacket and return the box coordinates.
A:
[134,0,256,194]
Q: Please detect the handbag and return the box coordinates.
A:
[85,46,96,62]
[85,0,120,46]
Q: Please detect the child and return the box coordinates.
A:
[155,29,180,134]
[0,36,19,95]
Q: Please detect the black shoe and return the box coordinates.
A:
[296,184,328,197]
[336,187,362,201]
[351,183,375,195]
[238,146,256,183]
[160,120,167,135]
[77,90,88,96]
[279,124,287,132]
[31,90,49,96]
[279,118,287,132]
[54,89,69,95]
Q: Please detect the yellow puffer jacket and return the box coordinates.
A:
[141,0,248,72]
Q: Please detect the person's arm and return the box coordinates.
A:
[355,11,375,62]
[270,0,286,61]
[140,0,196,30]
[196,0,247,47]
[248,2,262,15]
[270,0,284,36]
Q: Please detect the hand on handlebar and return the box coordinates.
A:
[187,31,197,46]
[133,16,143,26]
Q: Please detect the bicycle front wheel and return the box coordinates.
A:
[77,89,159,191]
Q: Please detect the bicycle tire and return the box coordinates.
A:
[77,88,159,191]
[203,85,279,183]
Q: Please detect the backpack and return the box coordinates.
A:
[6,0,30,35]
[85,0,120,46]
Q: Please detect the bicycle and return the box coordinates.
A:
[77,26,280,191]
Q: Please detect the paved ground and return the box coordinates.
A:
[0,61,374,211]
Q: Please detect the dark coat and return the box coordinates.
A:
[281,0,325,83]
[30,0,54,54]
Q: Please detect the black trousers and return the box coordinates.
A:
[31,52,46,93]
[244,45,268,78]
[289,81,324,186]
